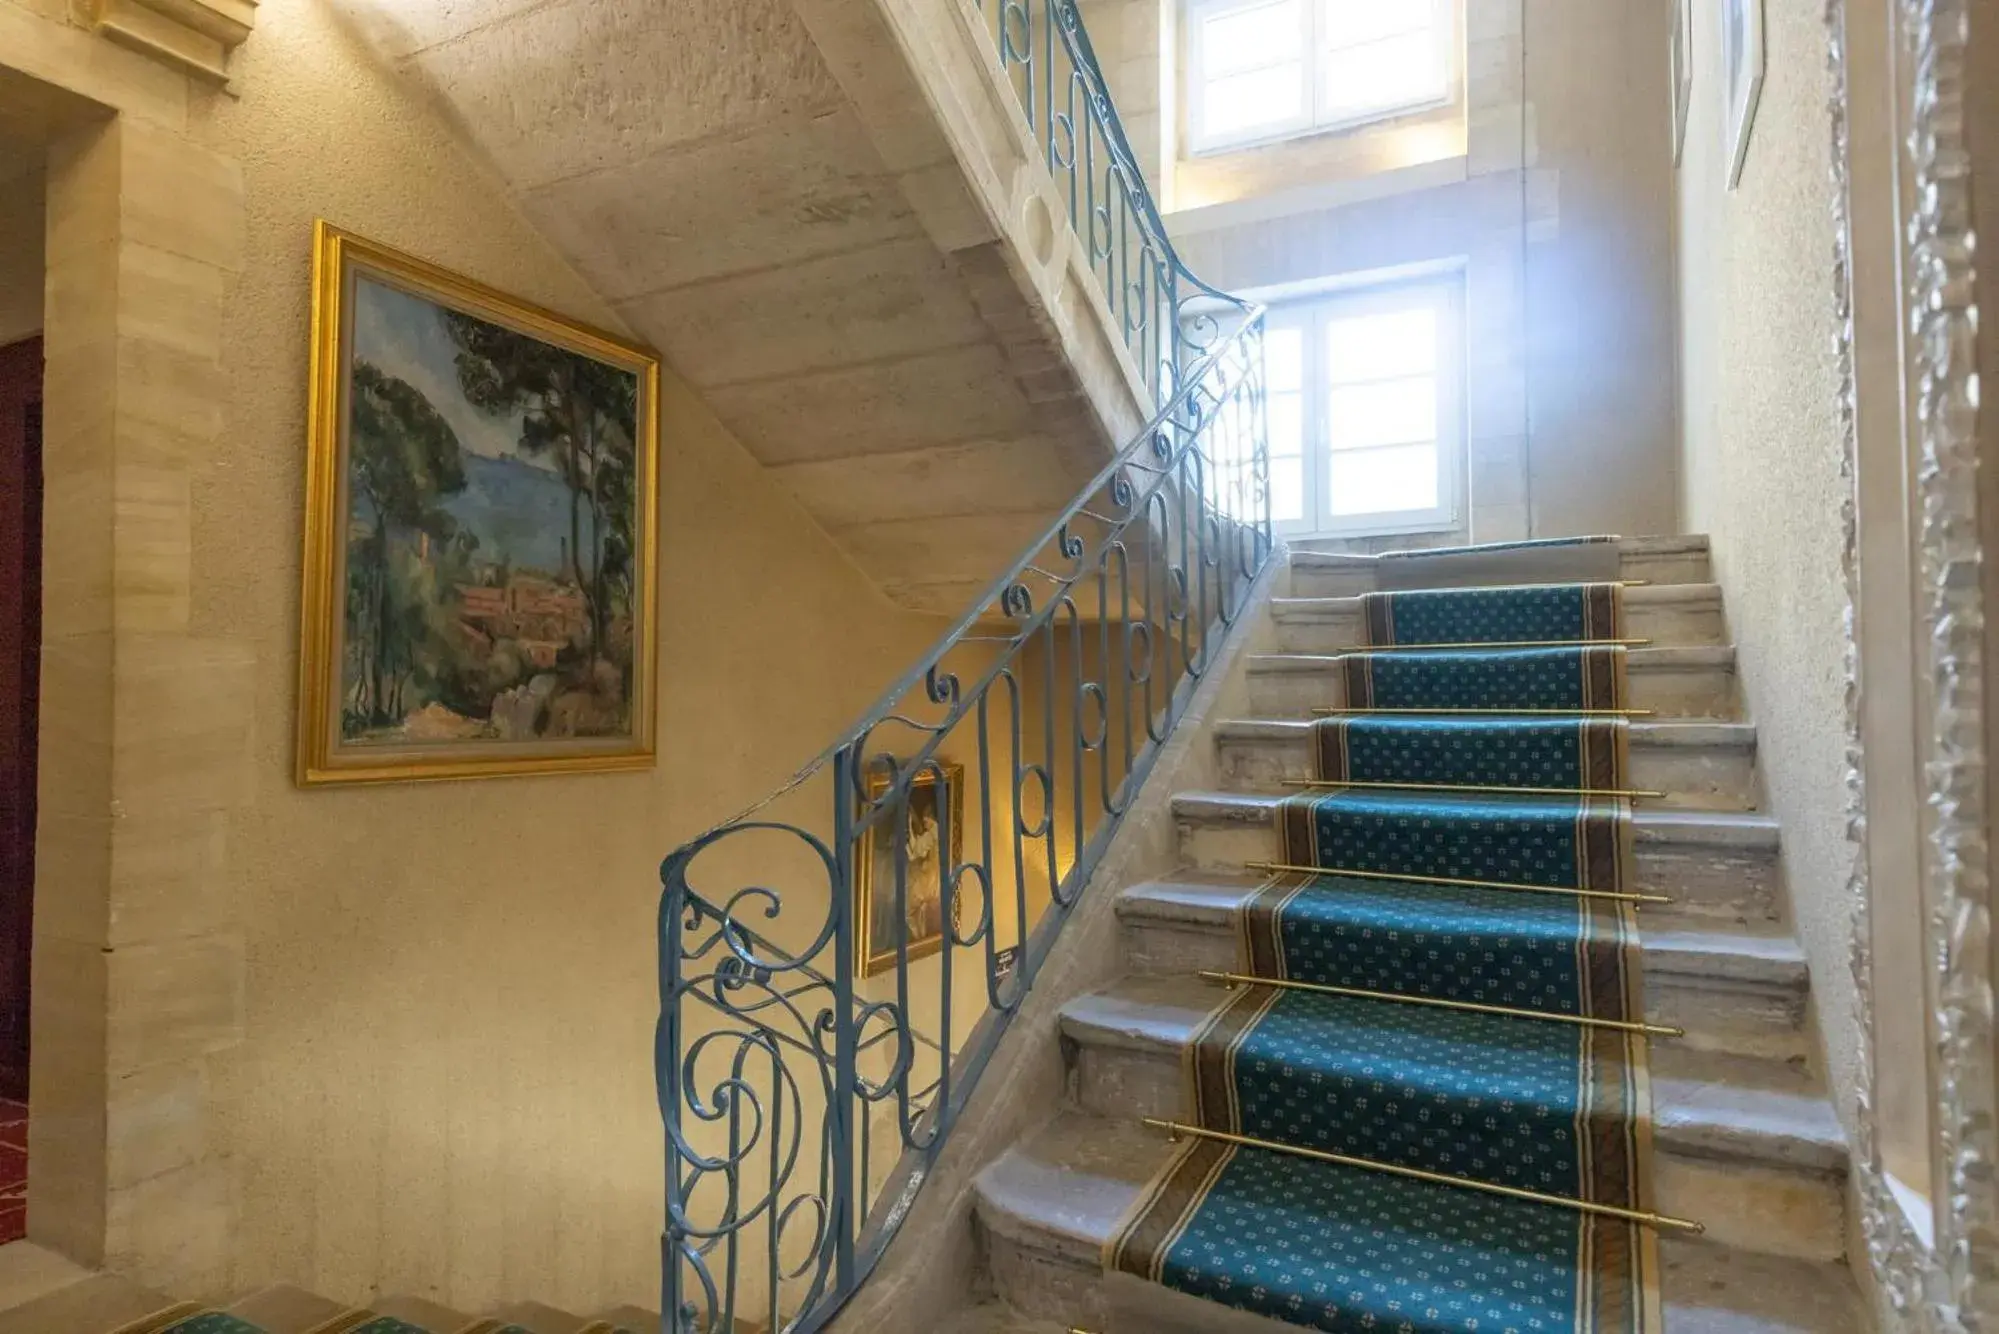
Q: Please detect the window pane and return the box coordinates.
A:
[1203,66,1306,137]
[1269,454,1306,523]
[1269,390,1305,456]
[1327,308,1435,382]
[1328,442,1438,516]
[1328,375,1436,449]
[1203,0,1303,76]
[1322,0,1430,48]
[1321,32,1445,118]
[1266,326,1305,392]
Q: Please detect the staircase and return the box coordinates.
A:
[0,1271,664,1334]
[945,536,1868,1334]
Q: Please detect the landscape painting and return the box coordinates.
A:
[297,223,660,785]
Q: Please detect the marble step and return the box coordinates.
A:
[1244,644,1742,721]
[1114,872,1812,1063]
[938,1304,1072,1334]
[224,1286,355,1333]
[1058,975,1846,1263]
[972,1112,1865,1334]
[1267,583,1728,655]
[1168,791,1783,924]
[373,1296,487,1331]
[494,1300,651,1332]
[1287,535,1714,599]
[0,1276,177,1334]
[1213,718,1759,812]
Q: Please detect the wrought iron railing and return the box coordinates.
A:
[655,5,1270,1331]
[977,0,1185,402]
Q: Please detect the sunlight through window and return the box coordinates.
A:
[1188,0,1453,153]
[1260,279,1463,536]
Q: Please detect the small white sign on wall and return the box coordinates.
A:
[1721,0,1767,188]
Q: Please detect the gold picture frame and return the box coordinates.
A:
[857,764,966,978]
[297,221,662,785]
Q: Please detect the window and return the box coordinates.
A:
[1263,279,1464,537]
[1186,0,1454,154]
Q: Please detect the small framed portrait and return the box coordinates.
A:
[857,764,966,978]
[1721,0,1766,188]
[1670,0,1694,165]
[297,222,661,785]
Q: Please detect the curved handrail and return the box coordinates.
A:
[656,4,1271,1331]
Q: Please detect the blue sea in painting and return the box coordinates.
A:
[441,451,597,576]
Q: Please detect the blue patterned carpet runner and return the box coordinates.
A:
[1109,581,1661,1332]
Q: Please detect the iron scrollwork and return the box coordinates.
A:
[656,4,1271,1330]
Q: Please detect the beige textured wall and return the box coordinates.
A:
[1520,0,1679,539]
[24,0,946,1310]
[0,160,40,344]
[1675,0,1860,1122]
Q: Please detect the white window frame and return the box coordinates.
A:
[1264,278,1466,539]
[1184,0,1459,157]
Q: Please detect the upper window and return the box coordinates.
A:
[1185,0,1454,155]
[1263,278,1464,537]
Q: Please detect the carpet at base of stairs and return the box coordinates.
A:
[972,1112,1867,1334]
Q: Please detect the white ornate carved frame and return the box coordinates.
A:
[1829,0,1996,1326]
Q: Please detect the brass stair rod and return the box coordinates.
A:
[1312,707,1655,717]
[1245,860,1672,905]
[1142,1118,1705,1235]
[1282,778,1667,800]
[1196,970,1683,1038]
[1350,638,1651,651]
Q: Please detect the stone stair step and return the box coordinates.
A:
[1213,717,1759,811]
[1113,871,1812,1063]
[1167,791,1782,924]
[0,1275,178,1334]
[972,1112,1862,1333]
[1057,976,1846,1261]
[224,1285,356,1333]
[1619,535,1714,586]
[586,1307,661,1334]
[1286,536,1712,599]
[1245,644,1742,721]
[1267,583,1727,655]
[371,1295,484,1331]
[937,1304,1072,1334]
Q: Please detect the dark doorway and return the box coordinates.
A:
[0,336,42,1109]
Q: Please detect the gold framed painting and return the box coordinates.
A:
[857,764,966,978]
[296,221,662,785]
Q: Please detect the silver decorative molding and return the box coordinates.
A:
[1835,0,1995,1327]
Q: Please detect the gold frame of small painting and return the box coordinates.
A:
[857,763,967,978]
[296,221,662,785]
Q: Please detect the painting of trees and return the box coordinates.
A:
[345,360,467,729]
[299,223,658,784]
[445,312,640,685]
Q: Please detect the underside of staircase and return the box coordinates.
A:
[931,535,1867,1334]
[329,0,1139,614]
[0,1271,664,1334]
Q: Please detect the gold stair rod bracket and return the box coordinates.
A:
[1245,860,1673,906]
[1195,970,1683,1038]
[1140,1118,1704,1235]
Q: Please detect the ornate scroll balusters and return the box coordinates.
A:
[657,320,1268,1331]
[659,3,1267,1328]
[973,0,1222,403]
